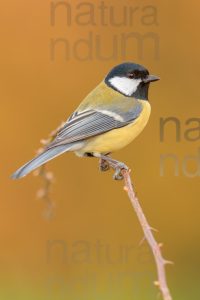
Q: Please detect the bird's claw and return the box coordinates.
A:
[99,156,129,179]
[99,159,110,172]
[113,168,124,180]
[113,163,128,180]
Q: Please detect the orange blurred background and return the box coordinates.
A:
[1,0,200,299]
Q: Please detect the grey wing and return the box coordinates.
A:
[47,102,142,148]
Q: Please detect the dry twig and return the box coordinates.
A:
[34,122,65,219]
[103,159,173,300]
[34,165,55,220]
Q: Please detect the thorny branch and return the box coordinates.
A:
[104,160,173,300]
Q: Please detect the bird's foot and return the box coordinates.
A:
[113,162,128,180]
[99,155,129,180]
[99,158,110,172]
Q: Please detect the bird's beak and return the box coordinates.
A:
[143,75,160,83]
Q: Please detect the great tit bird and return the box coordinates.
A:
[11,62,159,180]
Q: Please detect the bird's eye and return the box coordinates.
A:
[127,73,135,79]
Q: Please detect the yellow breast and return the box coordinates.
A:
[77,100,151,155]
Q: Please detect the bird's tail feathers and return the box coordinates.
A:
[11,143,78,179]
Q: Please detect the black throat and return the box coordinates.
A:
[132,82,150,100]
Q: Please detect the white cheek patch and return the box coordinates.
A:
[109,76,141,96]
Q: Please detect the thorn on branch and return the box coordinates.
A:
[164,260,174,266]
[123,186,128,192]
[149,226,159,233]
[154,281,160,287]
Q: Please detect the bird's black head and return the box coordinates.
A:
[105,62,159,100]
